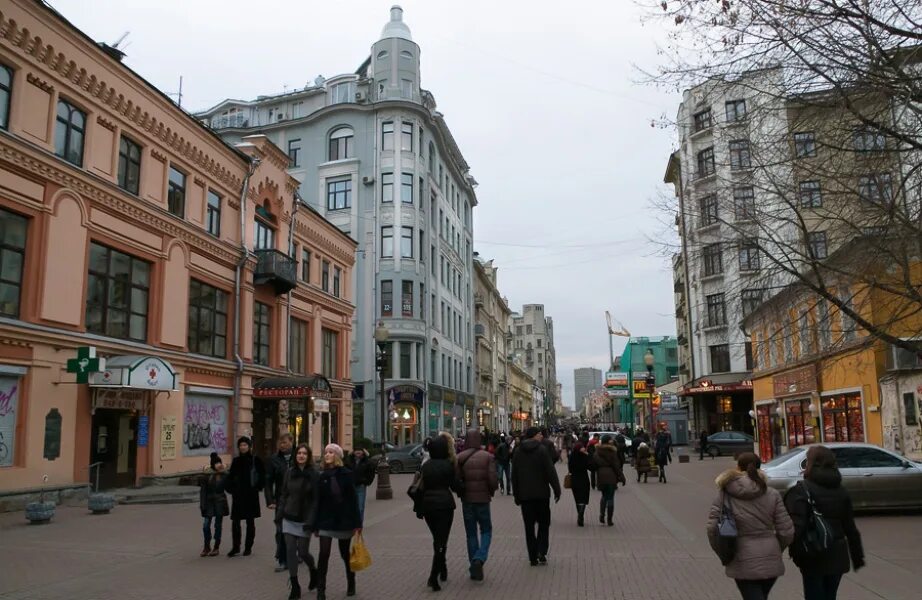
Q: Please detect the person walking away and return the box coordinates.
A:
[347,448,376,525]
[265,432,294,571]
[226,436,265,557]
[511,427,561,566]
[592,435,626,526]
[654,425,673,483]
[456,429,498,581]
[495,436,512,495]
[198,452,229,557]
[614,430,628,466]
[784,445,864,600]
[280,443,319,599]
[634,442,652,483]
[420,433,463,591]
[700,429,710,461]
[567,442,591,526]
[587,433,601,489]
[541,428,560,463]
[706,452,794,600]
[310,444,360,600]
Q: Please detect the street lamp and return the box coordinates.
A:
[644,348,655,435]
[374,322,392,500]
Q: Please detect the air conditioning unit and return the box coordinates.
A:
[362,176,375,186]
[276,113,286,121]
[355,91,366,102]
[890,343,922,370]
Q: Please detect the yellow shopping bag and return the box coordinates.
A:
[349,531,372,572]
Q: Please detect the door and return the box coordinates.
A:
[91,409,137,489]
[830,447,870,508]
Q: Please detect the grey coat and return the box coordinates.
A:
[706,469,794,580]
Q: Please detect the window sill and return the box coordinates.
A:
[697,222,721,234]
[319,158,360,168]
[730,167,754,176]
[703,324,728,333]
[700,273,725,283]
[690,126,713,140]
[739,268,761,276]
[726,118,749,127]
[694,173,717,184]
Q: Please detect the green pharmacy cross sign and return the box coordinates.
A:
[66,346,105,384]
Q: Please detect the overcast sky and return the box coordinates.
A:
[49,0,681,408]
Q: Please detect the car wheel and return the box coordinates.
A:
[389,460,403,473]
[707,446,719,458]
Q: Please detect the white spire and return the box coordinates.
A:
[380,5,412,41]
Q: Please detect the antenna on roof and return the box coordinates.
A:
[112,31,130,49]
[166,76,184,108]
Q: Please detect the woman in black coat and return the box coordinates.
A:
[280,443,319,599]
[420,432,463,591]
[567,442,591,526]
[784,445,865,600]
[225,436,265,557]
[198,452,229,556]
[311,444,360,600]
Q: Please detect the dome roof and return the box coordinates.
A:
[380,5,412,41]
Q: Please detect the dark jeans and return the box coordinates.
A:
[424,509,454,579]
[231,518,255,551]
[734,578,776,600]
[274,505,285,563]
[355,484,367,525]
[520,499,551,561]
[461,502,492,564]
[498,463,511,493]
[801,573,843,600]
[285,532,315,578]
[202,516,223,545]
[599,484,615,509]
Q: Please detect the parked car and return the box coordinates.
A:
[762,442,922,511]
[386,443,424,473]
[588,432,632,447]
[695,431,754,457]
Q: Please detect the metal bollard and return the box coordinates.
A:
[375,460,393,500]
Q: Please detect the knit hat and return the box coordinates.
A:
[524,426,540,439]
[324,443,344,460]
[209,452,222,469]
[237,436,251,448]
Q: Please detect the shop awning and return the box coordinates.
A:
[253,374,332,399]
[680,374,752,396]
[88,355,177,391]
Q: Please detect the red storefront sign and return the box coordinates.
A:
[772,365,817,398]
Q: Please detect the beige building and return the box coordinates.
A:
[0,0,355,500]
[508,358,536,430]
[473,256,511,432]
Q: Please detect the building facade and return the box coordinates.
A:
[196,7,478,443]
[573,367,602,413]
[473,257,511,432]
[509,304,558,424]
[0,0,355,497]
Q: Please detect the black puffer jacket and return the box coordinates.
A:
[784,467,865,575]
[312,466,360,532]
[420,436,462,513]
[349,453,377,487]
[280,465,319,524]
[511,438,561,504]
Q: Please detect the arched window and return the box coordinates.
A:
[400,50,413,61]
[329,127,354,161]
[377,50,389,60]
[428,141,436,173]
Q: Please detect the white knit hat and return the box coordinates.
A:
[325,443,344,459]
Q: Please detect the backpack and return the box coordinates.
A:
[716,492,738,566]
[799,482,834,557]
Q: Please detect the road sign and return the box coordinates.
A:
[66,347,105,384]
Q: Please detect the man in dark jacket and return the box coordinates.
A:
[347,448,376,525]
[699,429,710,460]
[456,429,498,581]
[540,428,560,464]
[511,427,561,566]
[264,433,293,571]
[495,436,512,495]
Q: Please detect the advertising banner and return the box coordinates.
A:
[160,415,177,460]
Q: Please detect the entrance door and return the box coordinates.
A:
[90,409,137,489]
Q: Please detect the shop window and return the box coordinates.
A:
[821,393,864,442]
[0,374,20,467]
[785,399,817,448]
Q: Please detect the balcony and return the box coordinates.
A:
[254,249,297,295]
[210,113,249,129]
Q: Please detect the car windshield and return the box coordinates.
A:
[763,447,805,469]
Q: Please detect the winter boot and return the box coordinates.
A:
[208,541,220,557]
[599,498,606,523]
[438,548,448,582]
[577,504,585,527]
[288,576,301,600]
[304,555,318,591]
[200,542,211,557]
[346,571,356,597]
[607,504,614,526]
[428,554,441,591]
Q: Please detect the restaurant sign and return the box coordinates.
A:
[772,365,817,398]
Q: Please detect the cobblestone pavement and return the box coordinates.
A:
[1,455,919,600]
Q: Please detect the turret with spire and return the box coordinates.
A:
[371,6,421,102]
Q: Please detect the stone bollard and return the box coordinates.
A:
[375,460,393,500]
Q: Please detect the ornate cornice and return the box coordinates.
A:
[193,176,206,187]
[294,218,355,266]
[185,366,232,378]
[150,148,167,162]
[26,72,53,93]
[95,115,117,132]
[0,337,33,348]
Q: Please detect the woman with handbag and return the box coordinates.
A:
[591,435,626,527]
[311,444,361,600]
[706,452,794,600]
[419,432,463,591]
[784,445,864,600]
[280,443,319,599]
[567,441,591,526]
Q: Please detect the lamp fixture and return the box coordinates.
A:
[402,408,411,420]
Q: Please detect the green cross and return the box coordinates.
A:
[66,346,102,384]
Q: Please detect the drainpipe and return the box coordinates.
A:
[234,157,260,446]
[286,191,302,376]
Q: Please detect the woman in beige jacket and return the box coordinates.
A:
[706,452,794,600]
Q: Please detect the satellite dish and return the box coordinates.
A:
[314,75,326,86]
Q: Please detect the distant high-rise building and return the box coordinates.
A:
[573,367,602,412]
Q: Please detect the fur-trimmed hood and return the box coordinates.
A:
[715,468,768,500]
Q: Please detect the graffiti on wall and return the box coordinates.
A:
[183,395,229,456]
[0,376,18,467]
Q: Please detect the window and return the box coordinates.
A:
[697,147,715,178]
[537,338,543,348]
[86,242,150,341]
[741,288,763,317]
[703,243,723,276]
[799,181,823,208]
[289,319,307,374]
[381,226,394,258]
[710,344,731,373]
[288,138,301,167]
[400,79,414,99]
[807,231,828,259]
[745,341,754,370]
[693,108,712,132]
[400,226,413,258]
[699,194,718,227]
[794,132,817,158]
[401,122,414,151]
[328,128,353,160]
[818,299,832,349]
[402,281,413,317]
[301,249,311,282]
[322,328,338,379]
[853,128,885,152]
[0,209,27,318]
[526,324,533,334]
[54,99,85,166]
[382,121,394,151]
[706,293,727,327]
[253,302,271,365]
[331,81,356,104]
[326,178,351,210]
[733,186,756,220]
[321,260,330,292]
[725,99,747,122]
[188,279,229,358]
[858,173,892,204]
[117,136,142,195]
[400,342,412,378]
[378,280,393,318]
[799,310,816,356]
[254,211,275,250]
[206,190,221,237]
[904,393,918,426]
[401,173,413,204]
[516,326,523,335]
[738,239,760,272]
[381,172,394,203]
[0,65,11,129]
[729,140,751,169]
[167,166,186,218]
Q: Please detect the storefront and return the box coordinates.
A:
[681,377,754,436]
[387,384,423,446]
[820,391,865,442]
[252,375,333,458]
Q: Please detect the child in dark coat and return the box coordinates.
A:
[199,452,229,556]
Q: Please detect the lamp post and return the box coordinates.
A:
[374,322,392,500]
[644,348,656,435]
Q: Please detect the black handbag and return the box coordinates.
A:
[800,483,834,557]
[407,471,425,518]
[716,492,738,566]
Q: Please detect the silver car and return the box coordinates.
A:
[762,443,922,511]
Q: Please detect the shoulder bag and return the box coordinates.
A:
[716,492,738,566]
[800,482,834,557]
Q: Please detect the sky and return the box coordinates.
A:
[47,0,682,408]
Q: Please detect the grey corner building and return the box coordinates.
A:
[196,6,478,444]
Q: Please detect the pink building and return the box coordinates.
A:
[0,0,355,503]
